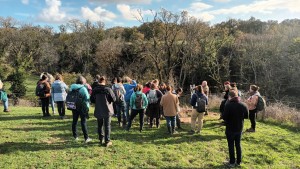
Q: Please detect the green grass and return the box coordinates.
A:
[0,107,299,168]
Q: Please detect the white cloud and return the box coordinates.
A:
[117,4,152,21]
[89,0,151,4]
[37,0,67,23]
[212,0,231,2]
[81,6,117,22]
[190,2,213,11]
[21,0,29,5]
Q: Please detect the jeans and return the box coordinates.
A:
[249,110,257,130]
[116,103,126,124]
[125,101,130,122]
[56,101,65,117]
[165,116,176,133]
[50,96,55,113]
[41,97,50,116]
[127,109,144,131]
[72,110,89,140]
[226,130,242,164]
[191,109,204,132]
[2,100,8,110]
[97,116,111,143]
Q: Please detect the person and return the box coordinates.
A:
[123,76,137,125]
[219,83,231,121]
[245,85,260,132]
[145,83,163,128]
[126,84,148,132]
[91,76,116,147]
[173,87,184,130]
[160,85,179,135]
[37,75,51,117]
[190,85,208,134]
[142,81,151,94]
[159,83,167,95]
[51,74,68,119]
[202,81,209,115]
[91,74,101,89]
[0,80,10,112]
[70,76,91,143]
[41,72,56,115]
[112,77,126,127]
[152,79,159,89]
[223,89,249,167]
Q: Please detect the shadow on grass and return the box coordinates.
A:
[259,120,300,133]
[0,115,45,121]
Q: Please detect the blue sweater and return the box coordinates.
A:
[123,80,137,102]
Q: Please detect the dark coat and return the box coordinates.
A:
[91,84,116,119]
[223,97,249,132]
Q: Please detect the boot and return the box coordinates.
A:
[167,126,171,134]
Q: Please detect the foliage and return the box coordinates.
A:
[7,69,27,97]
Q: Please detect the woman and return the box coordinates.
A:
[37,75,51,117]
[146,83,163,128]
[160,85,179,135]
[70,76,92,143]
[0,80,10,112]
[126,84,148,132]
[51,74,68,119]
[245,85,260,132]
[174,87,183,130]
[219,83,231,120]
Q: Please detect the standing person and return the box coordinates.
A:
[70,76,91,143]
[41,72,56,115]
[0,80,10,112]
[223,89,249,167]
[245,85,260,132]
[173,87,184,130]
[112,77,126,127]
[91,75,101,89]
[159,83,167,95]
[91,76,116,147]
[51,74,68,119]
[190,85,208,134]
[123,76,137,125]
[160,85,179,135]
[219,83,231,121]
[142,82,151,94]
[202,81,209,115]
[37,75,51,117]
[126,84,148,132]
[146,83,163,128]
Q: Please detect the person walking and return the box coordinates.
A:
[70,76,91,143]
[223,89,249,167]
[173,87,184,130]
[146,83,163,128]
[126,84,148,132]
[112,77,126,127]
[91,76,116,147]
[160,85,179,135]
[51,74,68,119]
[245,85,260,132]
[123,76,137,125]
[202,81,209,115]
[0,80,10,112]
[190,85,208,134]
[37,74,51,117]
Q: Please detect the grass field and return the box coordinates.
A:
[0,107,299,169]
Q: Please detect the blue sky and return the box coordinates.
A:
[0,0,299,30]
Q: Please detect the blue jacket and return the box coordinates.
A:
[69,84,90,109]
[123,80,137,102]
[190,91,208,109]
[51,80,68,102]
[130,91,148,110]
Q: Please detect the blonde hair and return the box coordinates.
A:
[250,85,259,91]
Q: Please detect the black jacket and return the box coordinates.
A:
[223,97,249,132]
[91,84,116,119]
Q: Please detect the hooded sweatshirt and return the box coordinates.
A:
[69,84,90,109]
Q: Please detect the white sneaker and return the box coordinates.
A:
[75,137,79,141]
[85,138,92,143]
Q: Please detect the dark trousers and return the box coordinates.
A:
[56,101,65,117]
[148,104,160,128]
[176,114,181,128]
[249,110,257,130]
[72,111,89,140]
[97,117,111,143]
[41,97,50,116]
[226,130,242,164]
[115,103,126,125]
[127,109,144,131]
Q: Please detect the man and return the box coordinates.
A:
[223,89,249,167]
[123,76,137,125]
[91,76,116,147]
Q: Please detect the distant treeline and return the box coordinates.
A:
[0,9,299,105]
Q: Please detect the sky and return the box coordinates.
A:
[0,0,299,30]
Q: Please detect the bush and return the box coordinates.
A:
[7,70,27,97]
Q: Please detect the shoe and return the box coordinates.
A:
[246,128,255,132]
[236,162,241,167]
[74,137,79,141]
[3,109,10,112]
[223,161,235,168]
[189,130,195,134]
[104,141,112,147]
[172,130,178,134]
[196,130,201,134]
[85,138,92,143]
[204,112,208,116]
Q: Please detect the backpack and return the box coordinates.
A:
[135,93,143,109]
[196,94,206,113]
[35,83,46,97]
[147,90,158,104]
[256,95,266,111]
[66,87,86,112]
[113,85,123,103]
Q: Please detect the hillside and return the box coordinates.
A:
[0,107,299,168]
